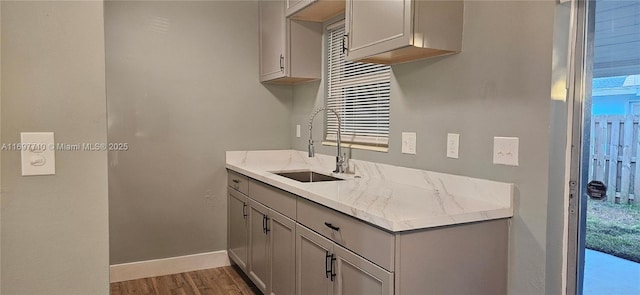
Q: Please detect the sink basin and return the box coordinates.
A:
[274,171,343,183]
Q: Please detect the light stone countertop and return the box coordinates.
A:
[226,150,514,232]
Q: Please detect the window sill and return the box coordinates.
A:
[322,141,389,153]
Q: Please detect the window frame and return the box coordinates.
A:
[321,19,391,153]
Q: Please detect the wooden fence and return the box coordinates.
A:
[590,115,639,205]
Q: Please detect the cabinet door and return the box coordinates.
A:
[296,225,334,295]
[259,0,287,81]
[345,0,412,61]
[249,200,270,294]
[269,209,296,295]
[286,0,314,16]
[228,190,249,272]
[333,244,393,295]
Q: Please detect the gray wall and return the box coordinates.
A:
[1,1,109,294]
[291,2,563,294]
[105,1,292,264]
[546,3,572,294]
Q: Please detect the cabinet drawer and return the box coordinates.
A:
[249,180,297,220]
[227,170,249,195]
[297,198,394,271]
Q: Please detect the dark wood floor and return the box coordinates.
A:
[110,266,260,295]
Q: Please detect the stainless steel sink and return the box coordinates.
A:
[274,171,343,183]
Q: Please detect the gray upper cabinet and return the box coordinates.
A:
[228,190,249,272]
[286,0,345,23]
[259,0,286,81]
[286,0,311,16]
[345,0,464,65]
[259,0,322,84]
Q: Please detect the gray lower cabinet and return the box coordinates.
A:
[228,171,508,295]
[333,245,393,295]
[249,200,270,293]
[228,170,249,195]
[268,209,296,295]
[296,224,333,295]
[228,189,249,272]
[247,197,296,295]
[296,224,392,295]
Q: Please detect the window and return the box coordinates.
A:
[325,21,391,148]
[630,101,640,115]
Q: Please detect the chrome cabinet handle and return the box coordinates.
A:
[279,54,284,71]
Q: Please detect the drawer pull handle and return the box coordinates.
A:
[232,179,240,184]
[324,222,340,231]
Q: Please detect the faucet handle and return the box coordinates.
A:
[308,140,315,157]
[333,155,343,173]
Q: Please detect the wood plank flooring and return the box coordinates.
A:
[110,266,260,295]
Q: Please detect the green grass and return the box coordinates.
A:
[585,200,640,263]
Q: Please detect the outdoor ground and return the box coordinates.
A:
[586,200,640,263]
[583,249,640,295]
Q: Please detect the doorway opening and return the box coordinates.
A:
[569,0,640,294]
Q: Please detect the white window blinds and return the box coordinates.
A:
[325,23,391,147]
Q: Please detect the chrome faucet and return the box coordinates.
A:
[308,107,347,173]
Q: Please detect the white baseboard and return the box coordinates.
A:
[110,250,230,283]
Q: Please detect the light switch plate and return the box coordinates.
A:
[296,125,301,138]
[447,133,460,159]
[493,136,519,166]
[21,132,56,176]
[402,132,417,155]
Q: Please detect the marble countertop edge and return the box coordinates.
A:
[225,160,514,233]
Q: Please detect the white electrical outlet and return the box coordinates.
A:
[402,132,417,154]
[493,136,519,166]
[21,132,56,176]
[296,125,301,138]
[447,133,459,159]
